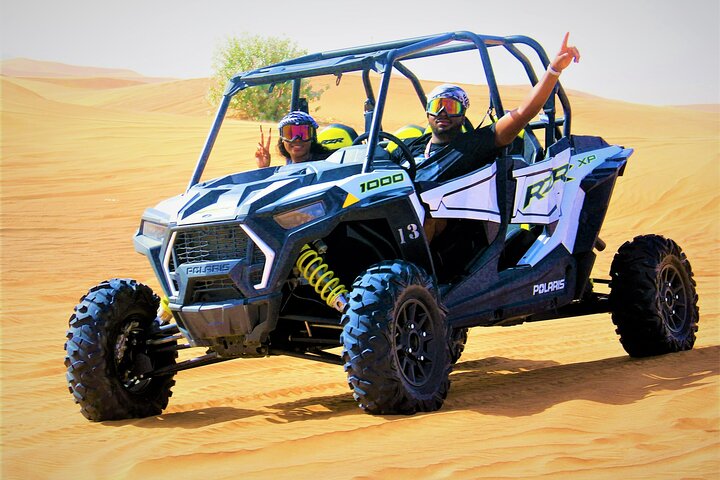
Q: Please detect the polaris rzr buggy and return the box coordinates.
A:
[65,31,699,421]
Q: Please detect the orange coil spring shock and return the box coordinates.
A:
[296,244,348,311]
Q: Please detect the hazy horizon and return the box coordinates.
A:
[2,0,719,106]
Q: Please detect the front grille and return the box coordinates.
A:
[191,278,243,303]
[174,224,251,265]
[166,224,268,297]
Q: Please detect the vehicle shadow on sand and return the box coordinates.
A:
[445,345,719,416]
[126,388,361,428]
[125,345,718,427]
[123,406,262,429]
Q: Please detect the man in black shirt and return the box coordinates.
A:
[404,83,501,183]
[402,33,580,179]
[401,33,580,238]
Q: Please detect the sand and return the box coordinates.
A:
[1,60,718,479]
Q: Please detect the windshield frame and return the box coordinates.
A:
[187,31,570,191]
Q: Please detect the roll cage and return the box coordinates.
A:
[188,31,571,191]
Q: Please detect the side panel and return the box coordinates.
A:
[511,148,572,224]
[446,248,577,327]
[512,145,623,266]
[419,163,500,222]
[443,136,632,327]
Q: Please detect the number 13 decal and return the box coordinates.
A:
[398,223,420,244]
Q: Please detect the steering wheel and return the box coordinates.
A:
[352,130,417,181]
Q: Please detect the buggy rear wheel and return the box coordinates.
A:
[450,327,468,364]
[609,235,699,357]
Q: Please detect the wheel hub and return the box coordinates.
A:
[395,299,434,386]
[663,284,675,309]
[660,264,688,333]
[114,320,153,391]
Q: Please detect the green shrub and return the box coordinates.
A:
[208,34,324,121]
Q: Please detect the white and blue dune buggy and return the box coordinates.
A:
[65,31,699,421]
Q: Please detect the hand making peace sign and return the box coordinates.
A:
[255,125,272,168]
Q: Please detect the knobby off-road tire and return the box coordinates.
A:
[609,235,699,357]
[450,327,468,364]
[64,279,178,421]
[341,260,452,414]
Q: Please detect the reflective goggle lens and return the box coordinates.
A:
[280,124,314,142]
[426,97,465,117]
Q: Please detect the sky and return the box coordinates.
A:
[1,0,719,106]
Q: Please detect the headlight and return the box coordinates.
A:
[274,202,326,229]
[140,220,167,240]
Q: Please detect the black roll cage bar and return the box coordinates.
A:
[187,31,571,191]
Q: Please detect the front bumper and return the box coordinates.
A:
[171,293,281,357]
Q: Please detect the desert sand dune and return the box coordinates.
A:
[1,57,172,82]
[1,60,718,479]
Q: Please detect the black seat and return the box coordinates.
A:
[507,128,543,164]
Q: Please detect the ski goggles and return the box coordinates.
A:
[279,124,315,142]
[426,97,466,117]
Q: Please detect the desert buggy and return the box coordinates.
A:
[65,31,699,420]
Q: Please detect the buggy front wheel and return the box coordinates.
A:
[341,260,452,414]
[64,279,178,421]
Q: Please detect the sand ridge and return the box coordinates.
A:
[1,59,718,479]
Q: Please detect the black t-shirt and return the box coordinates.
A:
[394,124,500,183]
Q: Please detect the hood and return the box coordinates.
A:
[149,161,364,226]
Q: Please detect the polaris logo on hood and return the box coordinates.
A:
[533,278,565,295]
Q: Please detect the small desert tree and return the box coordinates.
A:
[208,34,323,121]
